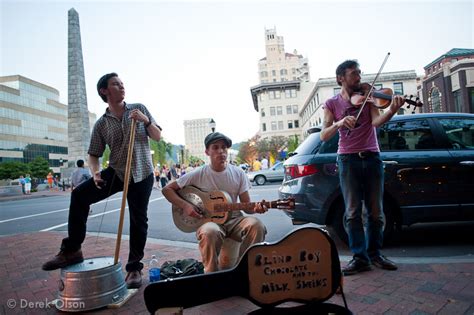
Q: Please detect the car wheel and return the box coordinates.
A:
[329,199,395,245]
[255,175,266,185]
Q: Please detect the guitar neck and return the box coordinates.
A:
[214,201,274,212]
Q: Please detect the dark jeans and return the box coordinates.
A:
[337,153,385,262]
[60,167,154,272]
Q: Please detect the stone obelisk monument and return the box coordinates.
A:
[67,8,90,172]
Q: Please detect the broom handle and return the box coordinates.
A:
[114,119,137,264]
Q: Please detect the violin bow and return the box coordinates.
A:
[347,52,390,136]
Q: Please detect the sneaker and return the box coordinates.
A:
[42,249,84,271]
[371,255,398,270]
[342,258,372,276]
[125,270,142,289]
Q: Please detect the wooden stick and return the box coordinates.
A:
[114,119,137,265]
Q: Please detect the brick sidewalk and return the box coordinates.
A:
[1,231,473,314]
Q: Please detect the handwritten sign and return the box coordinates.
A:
[247,228,333,305]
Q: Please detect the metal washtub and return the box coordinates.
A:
[56,257,128,312]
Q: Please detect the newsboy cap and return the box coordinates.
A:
[204,132,232,149]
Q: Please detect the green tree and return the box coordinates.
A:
[268,136,287,162]
[28,156,51,179]
[0,161,30,180]
[237,138,258,166]
[188,155,204,166]
[101,145,111,168]
[150,138,173,167]
[287,135,300,153]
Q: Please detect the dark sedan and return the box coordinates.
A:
[279,113,474,243]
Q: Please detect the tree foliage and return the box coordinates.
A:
[268,136,287,161]
[0,161,30,180]
[28,156,51,179]
[150,138,173,167]
[287,135,300,153]
[237,136,258,165]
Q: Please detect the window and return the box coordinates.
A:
[286,105,292,114]
[294,120,299,128]
[393,82,404,95]
[259,93,266,101]
[262,123,266,132]
[261,108,265,117]
[277,106,282,115]
[272,70,276,76]
[454,90,463,112]
[288,120,293,129]
[438,118,474,150]
[379,119,435,151]
[280,69,288,75]
[270,107,276,116]
[430,87,441,112]
[278,121,284,130]
[292,105,298,114]
[333,87,341,95]
[271,121,277,130]
[292,68,296,74]
[260,71,268,77]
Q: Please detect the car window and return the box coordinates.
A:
[319,133,339,154]
[379,119,436,151]
[294,132,322,155]
[438,118,474,150]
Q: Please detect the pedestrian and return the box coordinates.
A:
[154,165,161,189]
[320,59,403,275]
[261,156,269,170]
[19,175,26,194]
[162,132,268,273]
[47,172,53,189]
[71,159,91,190]
[160,166,168,188]
[24,174,32,194]
[42,72,162,289]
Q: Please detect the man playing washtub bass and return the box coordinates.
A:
[42,72,162,289]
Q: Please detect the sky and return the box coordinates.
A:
[1,0,473,145]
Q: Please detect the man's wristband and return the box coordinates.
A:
[145,120,152,128]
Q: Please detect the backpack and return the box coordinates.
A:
[160,259,204,280]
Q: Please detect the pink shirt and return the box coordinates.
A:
[325,94,379,154]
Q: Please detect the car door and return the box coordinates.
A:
[268,162,284,181]
[436,116,474,220]
[379,118,455,225]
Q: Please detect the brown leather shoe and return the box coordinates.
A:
[371,255,398,270]
[42,250,84,271]
[125,270,142,289]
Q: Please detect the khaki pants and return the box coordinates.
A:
[196,216,266,273]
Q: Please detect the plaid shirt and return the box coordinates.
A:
[88,103,157,183]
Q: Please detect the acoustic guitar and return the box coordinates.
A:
[144,227,349,313]
[172,186,295,233]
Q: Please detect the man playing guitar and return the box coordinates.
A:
[162,132,268,273]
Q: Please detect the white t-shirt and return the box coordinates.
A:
[176,164,251,218]
[261,158,269,169]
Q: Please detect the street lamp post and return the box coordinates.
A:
[59,158,65,191]
[210,118,216,133]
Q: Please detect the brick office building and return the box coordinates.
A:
[420,48,474,113]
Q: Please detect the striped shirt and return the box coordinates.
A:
[88,103,157,183]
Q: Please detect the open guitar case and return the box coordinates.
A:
[144,227,352,314]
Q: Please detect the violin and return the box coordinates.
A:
[351,82,423,110]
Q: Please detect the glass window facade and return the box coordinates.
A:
[0,77,68,164]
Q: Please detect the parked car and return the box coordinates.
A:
[247,161,284,185]
[279,113,474,243]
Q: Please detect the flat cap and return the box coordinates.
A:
[204,132,232,149]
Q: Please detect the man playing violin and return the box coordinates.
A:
[162,132,268,273]
[320,60,404,275]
